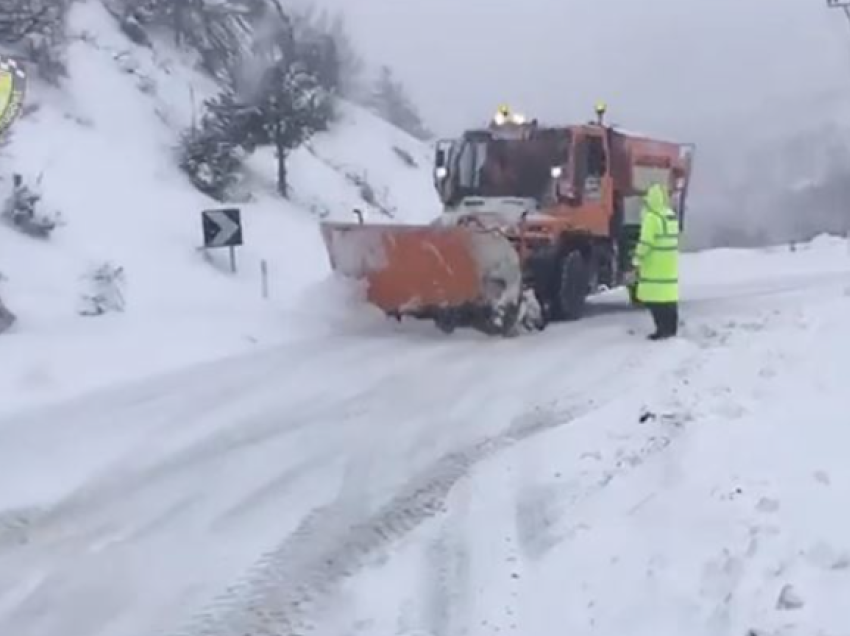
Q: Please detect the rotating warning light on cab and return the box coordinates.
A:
[492,104,527,126]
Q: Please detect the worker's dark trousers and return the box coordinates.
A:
[647,302,678,337]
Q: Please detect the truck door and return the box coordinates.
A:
[570,129,613,235]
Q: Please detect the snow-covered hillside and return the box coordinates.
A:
[0,1,438,413]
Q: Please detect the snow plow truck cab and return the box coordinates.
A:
[320,104,695,336]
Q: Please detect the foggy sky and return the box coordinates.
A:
[311,0,850,138]
[305,0,850,245]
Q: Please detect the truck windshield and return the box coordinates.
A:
[452,130,569,201]
[455,139,488,190]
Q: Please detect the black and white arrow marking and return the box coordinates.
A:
[203,208,242,248]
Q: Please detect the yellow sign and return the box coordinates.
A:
[0,55,27,138]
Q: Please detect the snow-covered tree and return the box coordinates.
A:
[110,0,265,81]
[1,173,61,237]
[178,89,253,201]
[367,65,432,141]
[0,0,69,84]
[253,58,333,197]
[154,1,341,200]
[78,262,126,316]
[238,10,334,197]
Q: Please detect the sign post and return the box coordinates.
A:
[260,259,269,299]
[201,208,243,272]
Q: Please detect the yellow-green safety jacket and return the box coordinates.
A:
[631,183,679,303]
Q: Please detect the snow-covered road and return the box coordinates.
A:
[0,243,848,636]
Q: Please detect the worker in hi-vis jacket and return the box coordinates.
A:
[628,182,680,340]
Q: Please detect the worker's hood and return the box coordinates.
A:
[643,183,670,214]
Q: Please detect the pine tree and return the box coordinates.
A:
[239,7,335,197]
[179,89,252,201]
[367,65,432,141]
[254,58,333,197]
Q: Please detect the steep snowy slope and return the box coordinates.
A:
[0,0,438,413]
[0,237,847,636]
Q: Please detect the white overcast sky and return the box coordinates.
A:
[308,0,850,140]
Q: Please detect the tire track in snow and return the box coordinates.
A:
[0,334,410,533]
[0,391,374,557]
[422,493,473,636]
[165,395,607,636]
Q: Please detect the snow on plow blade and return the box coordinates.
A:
[319,221,526,333]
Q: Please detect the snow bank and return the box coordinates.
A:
[682,232,850,292]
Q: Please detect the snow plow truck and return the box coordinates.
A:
[320,104,695,336]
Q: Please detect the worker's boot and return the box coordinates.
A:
[647,304,676,340]
[660,304,678,338]
[646,304,664,340]
[669,304,679,336]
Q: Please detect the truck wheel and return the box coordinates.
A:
[435,312,457,334]
[552,250,588,321]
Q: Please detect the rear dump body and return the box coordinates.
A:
[319,221,527,334]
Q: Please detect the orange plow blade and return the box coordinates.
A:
[319,221,535,334]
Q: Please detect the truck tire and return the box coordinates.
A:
[552,249,589,321]
[434,311,457,334]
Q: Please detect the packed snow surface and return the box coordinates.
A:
[0,237,849,636]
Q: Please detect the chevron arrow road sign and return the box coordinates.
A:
[202,208,242,248]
